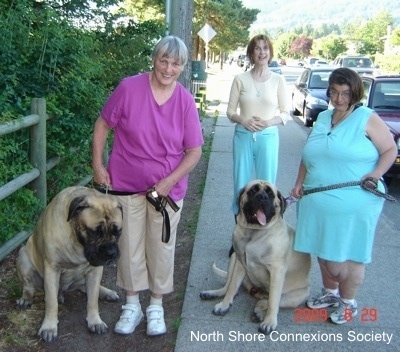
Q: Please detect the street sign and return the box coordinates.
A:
[197,23,216,43]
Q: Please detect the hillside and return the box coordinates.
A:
[242,0,400,33]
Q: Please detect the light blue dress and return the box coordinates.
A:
[294,106,385,264]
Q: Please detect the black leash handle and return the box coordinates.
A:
[146,188,180,243]
[94,183,181,243]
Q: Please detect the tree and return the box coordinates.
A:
[170,0,194,88]
[319,36,347,60]
[275,32,298,59]
[290,36,313,58]
[391,28,400,46]
[122,0,164,22]
[345,10,393,54]
[193,0,259,65]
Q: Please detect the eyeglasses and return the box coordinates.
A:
[329,89,351,99]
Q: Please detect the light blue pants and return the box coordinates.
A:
[232,124,279,214]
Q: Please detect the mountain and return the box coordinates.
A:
[241,0,400,33]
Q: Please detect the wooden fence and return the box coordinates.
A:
[0,98,63,261]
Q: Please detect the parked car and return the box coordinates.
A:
[315,59,329,66]
[292,66,335,127]
[332,55,377,75]
[243,57,251,71]
[268,60,282,74]
[237,54,246,67]
[361,74,400,181]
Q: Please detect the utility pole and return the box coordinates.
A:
[168,0,194,89]
[165,0,171,35]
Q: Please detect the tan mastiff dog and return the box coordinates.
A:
[200,180,311,334]
[16,186,122,342]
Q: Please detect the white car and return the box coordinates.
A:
[315,60,329,66]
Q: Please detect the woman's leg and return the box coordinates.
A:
[145,199,183,335]
[114,195,147,335]
[254,128,279,183]
[232,129,253,215]
[324,260,365,300]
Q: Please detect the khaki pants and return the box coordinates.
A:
[116,194,183,295]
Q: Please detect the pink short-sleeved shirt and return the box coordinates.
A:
[101,72,204,200]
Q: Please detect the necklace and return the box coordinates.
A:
[252,77,262,97]
[251,71,270,98]
[330,106,354,128]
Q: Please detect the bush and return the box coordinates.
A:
[0,1,164,244]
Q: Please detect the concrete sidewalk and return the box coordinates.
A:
[174,66,399,351]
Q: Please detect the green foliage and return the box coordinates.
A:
[375,53,400,74]
[391,28,400,46]
[0,0,163,244]
[194,0,259,58]
[0,188,42,246]
[316,36,348,60]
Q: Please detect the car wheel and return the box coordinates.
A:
[303,107,313,127]
[305,118,313,127]
[291,97,300,116]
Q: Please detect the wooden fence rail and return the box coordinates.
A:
[0,98,59,261]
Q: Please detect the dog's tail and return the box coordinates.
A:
[212,261,227,279]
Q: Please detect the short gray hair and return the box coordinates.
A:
[152,35,188,66]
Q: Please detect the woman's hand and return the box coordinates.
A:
[93,164,111,187]
[153,177,174,198]
[241,116,266,132]
[291,184,303,199]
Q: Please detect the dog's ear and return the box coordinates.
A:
[277,190,286,216]
[68,196,89,221]
[237,186,246,213]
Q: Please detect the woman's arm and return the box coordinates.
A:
[291,160,307,198]
[226,77,242,123]
[155,146,202,197]
[92,116,111,186]
[365,112,397,179]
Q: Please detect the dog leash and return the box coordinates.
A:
[145,188,180,243]
[302,177,396,202]
[94,184,180,243]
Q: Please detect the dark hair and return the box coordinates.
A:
[327,68,364,105]
[246,34,274,65]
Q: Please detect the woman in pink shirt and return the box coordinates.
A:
[92,36,203,336]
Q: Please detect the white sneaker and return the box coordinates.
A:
[114,304,144,335]
[146,305,167,336]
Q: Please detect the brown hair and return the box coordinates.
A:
[246,34,274,65]
[327,68,364,106]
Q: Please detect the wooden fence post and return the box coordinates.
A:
[29,98,47,205]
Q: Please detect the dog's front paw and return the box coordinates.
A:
[200,290,218,300]
[258,315,278,335]
[16,297,32,309]
[252,299,268,322]
[38,323,58,342]
[212,302,231,316]
[88,320,109,335]
[99,286,119,301]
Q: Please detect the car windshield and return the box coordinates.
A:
[309,71,331,89]
[343,57,373,68]
[269,61,278,67]
[372,81,400,109]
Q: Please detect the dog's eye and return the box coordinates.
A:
[111,224,122,239]
[265,187,274,198]
[248,185,260,197]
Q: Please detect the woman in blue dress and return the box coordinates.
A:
[291,68,397,324]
